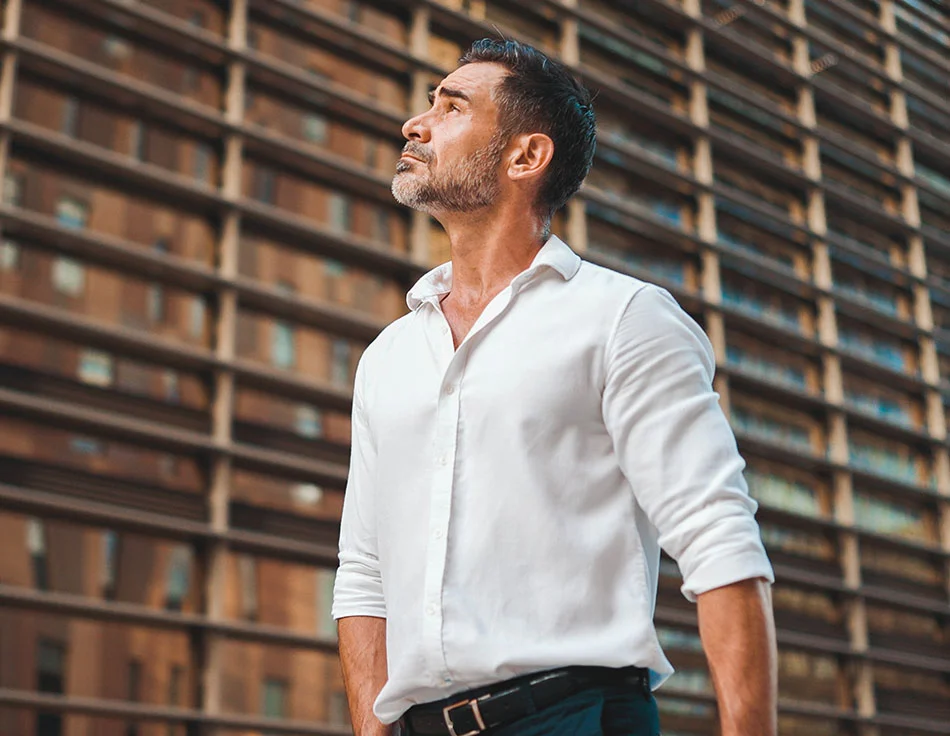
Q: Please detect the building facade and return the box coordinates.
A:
[0,0,947,735]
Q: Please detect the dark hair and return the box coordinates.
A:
[459,38,596,220]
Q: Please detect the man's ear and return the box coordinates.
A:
[506,133,555,184]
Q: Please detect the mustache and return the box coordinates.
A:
[401,143,433,163]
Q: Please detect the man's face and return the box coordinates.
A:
[392,63,509,214]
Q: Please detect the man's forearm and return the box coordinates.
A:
[696,577,777,736]
[338,616,392,736]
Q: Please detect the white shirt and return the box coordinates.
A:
[332,235,774,724]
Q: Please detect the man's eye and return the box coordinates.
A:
[449,103,460,112]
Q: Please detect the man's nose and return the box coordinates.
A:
[401,110,430,142]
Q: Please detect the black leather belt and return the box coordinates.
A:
[401,665,651,736]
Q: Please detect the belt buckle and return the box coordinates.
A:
[442,697,487,736]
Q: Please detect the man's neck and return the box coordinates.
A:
[439,210,548,307]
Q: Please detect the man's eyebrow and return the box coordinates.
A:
[427,86,472,104]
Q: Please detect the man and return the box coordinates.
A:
[332,38,777,736]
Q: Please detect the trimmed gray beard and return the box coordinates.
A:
[392,134,507,214]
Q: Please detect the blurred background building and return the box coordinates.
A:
[0,0,946,735]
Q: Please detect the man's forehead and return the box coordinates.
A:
[436,62,508,99]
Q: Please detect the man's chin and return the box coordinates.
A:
[392,177,431,209]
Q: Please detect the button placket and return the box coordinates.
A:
[421,345,464,684]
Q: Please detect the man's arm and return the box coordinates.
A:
[338,616,391,736]
[697,578,777,736]
[332,355,390,733]
[601,286,776,724]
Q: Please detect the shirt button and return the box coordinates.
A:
[434,529,443,539]
[426,604,436,616]
[443,677,453,685]
[445,385,456,395]
[439,455,448,466]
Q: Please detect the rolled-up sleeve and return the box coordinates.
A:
[603,285,774,603]
[332,355,387,619]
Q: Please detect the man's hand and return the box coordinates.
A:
[696,577,777,736]
[338,616,392,736]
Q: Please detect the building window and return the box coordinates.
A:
[167,664,184,735]
[316,568,336,638]
[129,121,146,161]
[52,257,85,296]
[78,349,114,387]
[147,239,169,323]
[854,493,928,542]
[838,328,906,372]
[261,678,288,719]
[147,283,165,323]
[188,10,205,27]
[726,344,807,390]
[237,555,258,621]
[55,196,88,230]
[163,369,180,404]
[164,545,192,612]
[36,639,66,736]
[189,297,205,339]
[759,523,836,562]
[648,199,682,225]
[844,385,912,427]
[101,530,119,599]
[61,97,79,137]
[324,259,345,302]
[331,339,351,385]
[193,143,212,183]
[0,239,20,271]
[374,208,391,242]
[849,439,920,485]
[252,166,276,204]
[328,192,352,233]
[656,626,704,653]
[102,36,131,60]
[27,518,49,591]
[182,67,198,92]
[127,661,142,724]
[4,171,23,205]
[292,482,323,508]
[745,467,821,517]
[271,319,295,369]
[294,404,323,438]
[126,659,141,736]
[70,435,104,456]
[302,113,328,144]
[158,453,178,479]
[730,405,813,454]
[168,664,183,706]
[721,281,801,333]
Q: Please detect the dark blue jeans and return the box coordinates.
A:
[487,684,661,736]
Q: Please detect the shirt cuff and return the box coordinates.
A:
[680,547,775,603]
[332,553,387,619]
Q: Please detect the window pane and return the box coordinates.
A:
[1,611,195,704]
[21,4,222,108]
[0,243,211,348]
[217,641,345,722]
[242,160,409,254]
[5,159,216,264]
[746,465,822,517]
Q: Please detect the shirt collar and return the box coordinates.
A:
[406,235,582,312]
